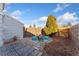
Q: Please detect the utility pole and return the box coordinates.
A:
[0,3,5,47]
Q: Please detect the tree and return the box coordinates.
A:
[29,25,32,28]
[43,15,58,36]
[67,22,71,26]
[33,24,36,28]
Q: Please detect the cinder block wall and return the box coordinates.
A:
[70,24,79,47]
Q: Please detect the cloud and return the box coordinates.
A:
[24,24,31,28]
[53,4,70,12]
[39,16,48,22]
[10,10,22,19]
[24,16,48,28]
[9,10,25,24]
[33,16,48,23]
[57,12,78,25]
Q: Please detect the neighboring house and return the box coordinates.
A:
[70,24,79,47]
[0,12,24,46]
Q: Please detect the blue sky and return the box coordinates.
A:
[4,3,79,27]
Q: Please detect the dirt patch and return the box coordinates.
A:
[43,35,79,56]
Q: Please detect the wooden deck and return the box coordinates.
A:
[0,38,42,56]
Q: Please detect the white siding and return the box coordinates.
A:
[2,15,24,40]
[0,14,3,46]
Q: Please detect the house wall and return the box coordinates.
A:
[70,24,79,47]
[0,13,3,46]
[2,15,24,40]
